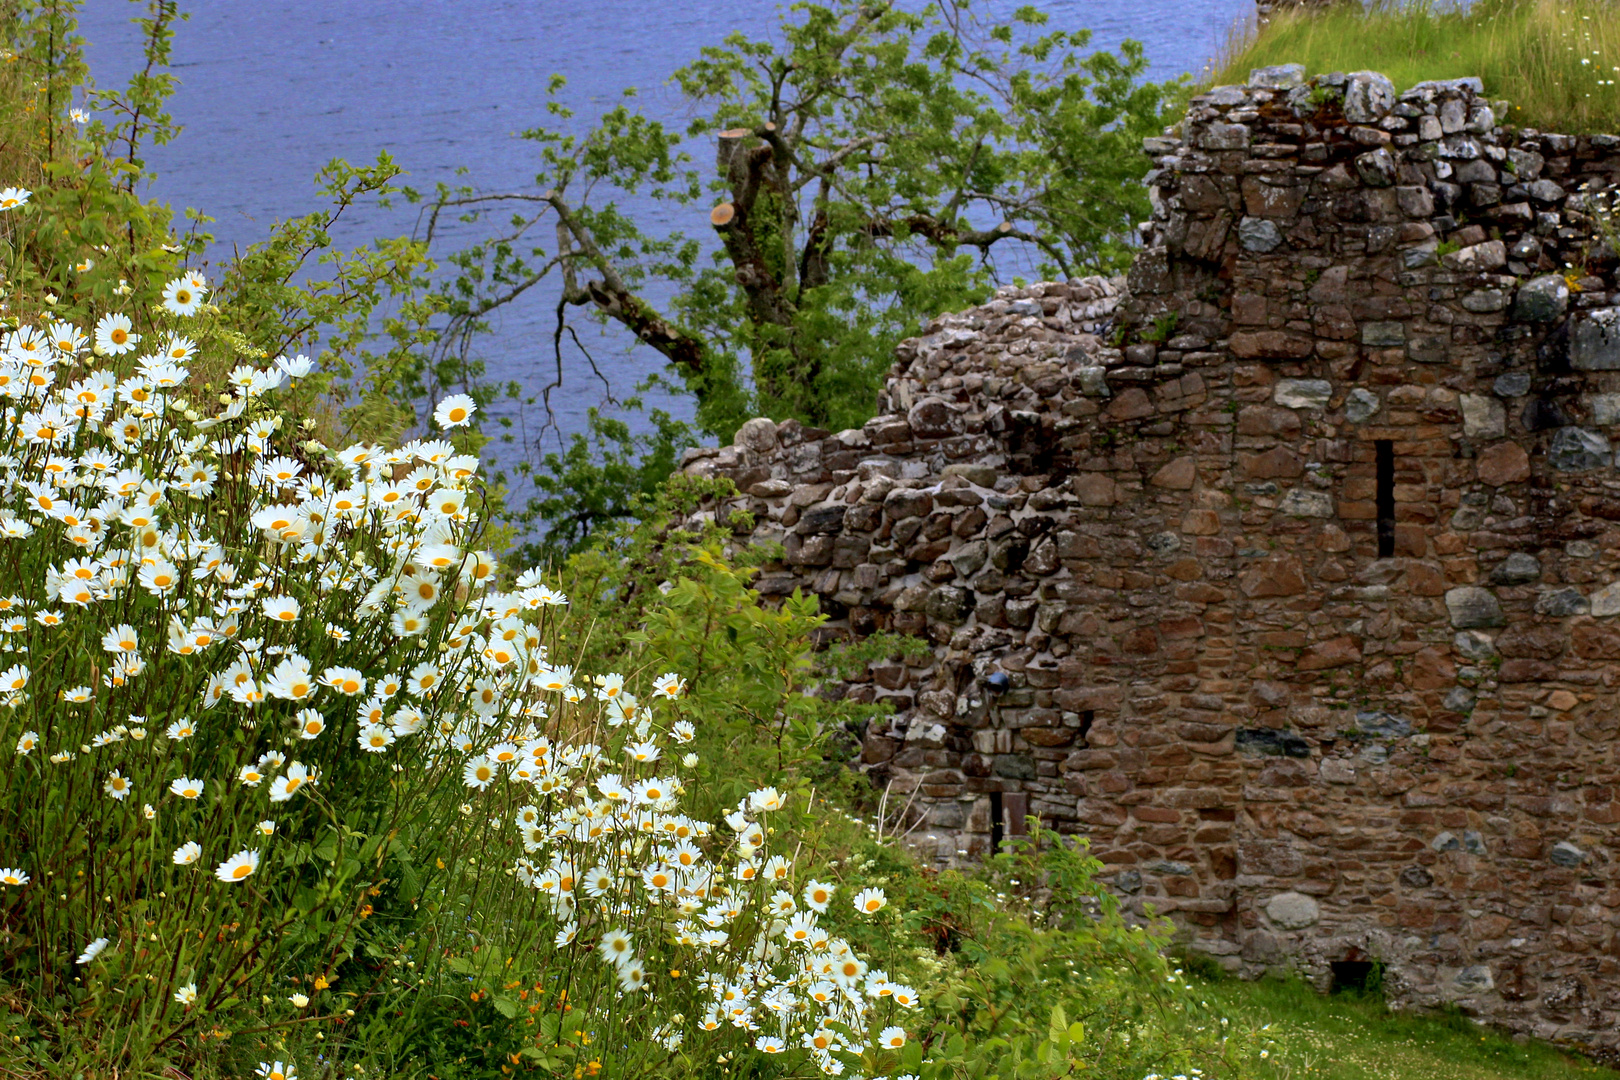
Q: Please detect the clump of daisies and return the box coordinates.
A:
[0,274,910,1077]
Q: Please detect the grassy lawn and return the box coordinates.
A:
[1191,973,1616,1080]
[1210,0,1620,133]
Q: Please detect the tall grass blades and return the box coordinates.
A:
[1213,0,1620,133]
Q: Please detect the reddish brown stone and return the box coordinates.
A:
[1229,330,1314,359]
[1073,473,1116,506]
[1108,387,1155,420]
[1121,627,1160,654]
[1477,441,1531,486]
[1151,456,1198,489]
[1239,555,1307,598]
[1240,447,1304,479]
[1296,636,1362,671]
[1237,404,1304,436]
[1181,509,1222,535]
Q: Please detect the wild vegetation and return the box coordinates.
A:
[0,8,1255,1077]
[1212,0,1620,133]
[0,1,1615,1077]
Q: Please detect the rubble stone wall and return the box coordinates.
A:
[678,68,1620,1053]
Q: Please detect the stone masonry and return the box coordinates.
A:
[678,68,1620,1054]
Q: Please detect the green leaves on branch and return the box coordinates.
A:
[417,0,1183,547]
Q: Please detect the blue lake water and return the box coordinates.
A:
[77,0,1252,493]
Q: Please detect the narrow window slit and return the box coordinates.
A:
[1375,439,1395,559]
[989,791,1004,854]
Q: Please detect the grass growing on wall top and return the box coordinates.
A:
[1210,0,1620,134]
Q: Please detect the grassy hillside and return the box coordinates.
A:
[1211,0,1620,133]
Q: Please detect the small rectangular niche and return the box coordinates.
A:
[1375,439,1395,558]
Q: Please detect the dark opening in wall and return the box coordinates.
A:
[1375,439,1396,558]
[1330,960,1380,995]
[1078,710,1094,748]
[989,791,1003,854]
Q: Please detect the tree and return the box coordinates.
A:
[418,0,1182,449]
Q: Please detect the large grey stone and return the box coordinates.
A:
[1489,552,1541,585]
[734,416,780,453]
[1454,965,1495,993]
[1590,393,1620,426]
[1265,891,1321,930]
[1439,96,1467,134]
[1343,71,1397,123]
[1525,178,1566,203]
[948,540,988,578]
[1345,387,1381,422]
[1446,586,1504,629]
[924,586,972,624]
[1535,588,1589,617]
[1274,379,1332,409]
[1493,372,1531,398]
[1146,859,1194,876]
[1443,687,1475,712]
[1549,841,1586,867]
[1547,426,1612,471]
[1460,394,1505,438]
[1077,366,1110,397]
[1199,122,1250,150]
[1361,321,1406,346]
[1238,216,1284,253]
[1355,147,1398,187]
[1453,630,1498,660]
[1590,581,1620,618]
[1278,489,1334,517]
[1571,308,1620,370]
[1512,274,1569,322]
[1249,63,1306,90]
[1461,288,1510,313]
[1356,710,1412,738]
[1443,239,1506,271]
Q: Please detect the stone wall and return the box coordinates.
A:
[678,68,1620,1054]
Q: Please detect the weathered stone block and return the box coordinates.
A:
[1274,379,1332,409]
[1570,308,1620,370]
[1237,216,1284,252]
[1445,586,1504,629]
[1279,489,1334,517]
[1230,331,1314,359]
[1360,321,1406,346]
[1354,147,1398,187]
[1343,71,1397,122]
[1547,426,1612,471]
[1512,274,1570,322]
[1476,442,1530,486]
[1265,891,1321,929]
[1590,581,1620,618]
[1459,394,1505,438]
[1345,387,1380,422]
[1489,552,1542,585]
[1239,555,1307,598]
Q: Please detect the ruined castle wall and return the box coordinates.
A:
[679,69,1620,1052]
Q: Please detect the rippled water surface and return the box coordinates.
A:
[78,0,1251,476]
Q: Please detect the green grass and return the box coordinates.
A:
[1211,0,1620,133]
[1191,972,1616,1080]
